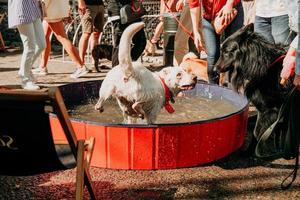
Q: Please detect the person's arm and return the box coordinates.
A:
[189,0,204,52]
[78,0,86,15]
[281,39,297,84]
[176,0,184,11]
[295,1,300,90]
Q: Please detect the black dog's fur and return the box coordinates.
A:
[91,44,113,72]
[215,23,293,140]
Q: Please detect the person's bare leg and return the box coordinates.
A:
[49,21,84,67]
[151,21,163,43]
[90,31,101,63]
[79,32,91,63]
[40,21,52,69]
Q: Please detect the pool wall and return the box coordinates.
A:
[50,80,249,170]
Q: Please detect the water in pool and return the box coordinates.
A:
[68,95,239,124]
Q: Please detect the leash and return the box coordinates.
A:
[255,87,299,189]
[162,0,194,41]
[268,55,287,85]
[269,55,285,68]
[255,87,296,159]
[159,77,175,113]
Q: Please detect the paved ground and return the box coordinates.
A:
[0,49,300,200]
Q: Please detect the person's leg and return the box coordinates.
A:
[271,14,291,45]
[31,19,46,65]
[17,22,37,81]
[49,21,84,67]
[39,21,52,69]
[202,17,220,84]
[151,21,164,43]
[111,22,122,67]
[90,5,105,61]
[79,33,91,63]
[254,16,274,43]
[49,21,88,78]
[131,28,146,61]
[78,6,93,63]
[17,20,41,89]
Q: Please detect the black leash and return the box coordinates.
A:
[255,87,299,189]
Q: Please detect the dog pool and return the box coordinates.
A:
[50,80,249,170]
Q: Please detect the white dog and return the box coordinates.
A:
[95,22,197,124]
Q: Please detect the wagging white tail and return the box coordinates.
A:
[95,22,197,124]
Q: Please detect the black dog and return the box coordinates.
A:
[91,44,113,72]
[215,23,293,140]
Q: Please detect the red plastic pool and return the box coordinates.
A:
[50,80,248,170]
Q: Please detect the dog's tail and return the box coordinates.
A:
[118,22,145,77]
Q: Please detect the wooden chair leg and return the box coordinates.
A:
[76,140,85,200]
[76,139,96,200]
[84,137,96,200]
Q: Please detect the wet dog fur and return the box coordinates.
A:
[215,23,293,140]
[95,22,197,124]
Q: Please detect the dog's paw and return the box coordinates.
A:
[95,104,104,112]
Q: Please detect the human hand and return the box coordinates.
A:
[218,3,235,25]
[281,55,296,82]
[280,47,296,84]
[294,74,300,90]
[78,0,86,15]
[193,31,205,53]
[176,0,184,11]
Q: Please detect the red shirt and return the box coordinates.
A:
[189,0,240,20]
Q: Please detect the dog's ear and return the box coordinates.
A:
[243,23,254,34]
[223,23,254,45]
[232,23,254,42]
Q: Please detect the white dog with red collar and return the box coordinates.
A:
[95,22,197,124]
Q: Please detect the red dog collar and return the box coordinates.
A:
[159,77,175,113]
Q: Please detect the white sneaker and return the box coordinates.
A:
[32,67,48,75]
[70,66,89,78]
[22,81,40,90]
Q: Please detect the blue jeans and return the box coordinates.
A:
[202,2,244,84]
[254,15,291,45]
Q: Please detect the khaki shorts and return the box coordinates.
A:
[81,5,105,33]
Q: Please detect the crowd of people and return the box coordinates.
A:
[6,0,300,91]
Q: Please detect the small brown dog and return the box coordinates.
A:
[180,52,225,86]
